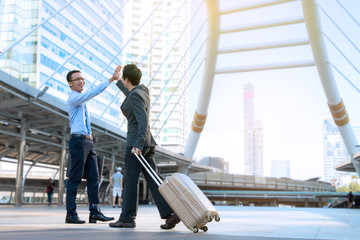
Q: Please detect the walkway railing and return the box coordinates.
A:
[0,171,336,205]
[189,172,335,192]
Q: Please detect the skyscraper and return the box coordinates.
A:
[244,83,263,176]
[0,0,125,125]
[0,0,190,153]
[197,156,229,173]
[121,0,190,152]
[271,159,290,178]
[148,0,190,153]
[322,119,358,184]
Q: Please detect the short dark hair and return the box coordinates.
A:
[67,70,81,82]
[123,64,142,86]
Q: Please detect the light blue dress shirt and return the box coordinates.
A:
[67,81,110,135]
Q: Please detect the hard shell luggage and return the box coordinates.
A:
[132,150,220,233]
[159,172,220,233]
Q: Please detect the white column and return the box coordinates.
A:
[109,150,116,206]
[302,0,360,173]
[58,127,67,206]
[15,119,26,206]
[184,0,220,158]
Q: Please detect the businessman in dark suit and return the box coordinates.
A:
[109,64,180,229]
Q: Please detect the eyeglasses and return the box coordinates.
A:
[71,77,85,82]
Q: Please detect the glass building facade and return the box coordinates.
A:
[0,0,190,152]
[271,159,290,178]
[0,0,124,123]
[322,119,360,185]
[0,0,39,87]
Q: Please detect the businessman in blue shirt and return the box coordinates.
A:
[65,65,121,224]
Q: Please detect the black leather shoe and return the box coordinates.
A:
[65,214,85,224]
[89,213,114,223]
[160,213,180,229]
[109,220,136,228]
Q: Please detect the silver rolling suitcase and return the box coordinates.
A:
[132,151,220,233]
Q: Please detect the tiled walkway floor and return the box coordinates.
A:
[1,205,359,240]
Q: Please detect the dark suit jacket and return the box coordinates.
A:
[117,80,156,150]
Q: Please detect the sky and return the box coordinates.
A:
[188,0,360,180]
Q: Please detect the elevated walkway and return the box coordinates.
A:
[0,173,336,206]
[1,205,360,240]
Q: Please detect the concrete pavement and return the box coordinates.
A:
[0,205,359,240]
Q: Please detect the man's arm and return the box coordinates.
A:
[67,81,110,107]
[116,80,130,96]
[68,65,121,107]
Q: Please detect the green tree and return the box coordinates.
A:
[336,185,350,192]
[349,182,360,192]
[336,180,360,192]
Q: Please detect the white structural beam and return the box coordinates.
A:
[302,0,360,174]
[220,17,304,35]
[216,60,315,74]
[184,1,312,160]
[218,39,310,54]
[184,0,219,159]
[220,0,296,16]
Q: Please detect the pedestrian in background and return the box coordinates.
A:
[347,191,354,208]
[110,167,123,208]
[45,178,55,206]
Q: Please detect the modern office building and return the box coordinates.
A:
[148,0,190,152]
[0,0,124,124]
[322,119,355,185]
[244,83,263,176]
[121,0,190,152]
[271,159,290,178]
[0,0,190,152]
[197,156,229,173]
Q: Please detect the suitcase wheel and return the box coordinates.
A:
[201,226,208,232]
[192,227,199,233]
[206,216,212,222]
[215,215,220,222]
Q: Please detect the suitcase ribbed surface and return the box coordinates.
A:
[159,173,218,230]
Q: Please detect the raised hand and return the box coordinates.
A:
[110,65,122,82]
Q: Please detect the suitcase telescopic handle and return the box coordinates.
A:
[131,149,163,186]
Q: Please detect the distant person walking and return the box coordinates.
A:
[110,167,123,208]
[65,65,121,224]
[45,178,55,206]
[347,191,354,208]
